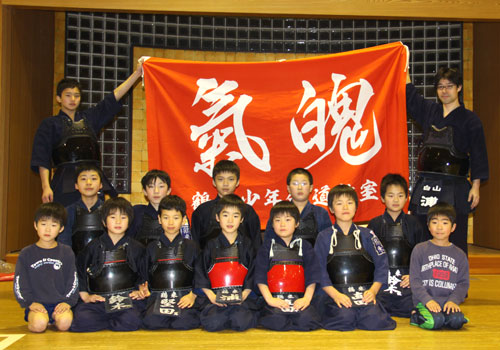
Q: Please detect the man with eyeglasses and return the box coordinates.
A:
[405,66,489,256]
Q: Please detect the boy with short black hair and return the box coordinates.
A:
[314,184,395,331]
[256,201,321,331]
[191,160,261,250]
[409,202,469,330]
[58,164,105,256]
[70,197,147,332]
[264,168,331,245]
[368,173,425,317]
[195,194,257,332]
[128,169,173,246]
[14,202,79,333]
[142,195,201,330]
[31,60,145,206]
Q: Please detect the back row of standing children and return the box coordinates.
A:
[14,159,469,333]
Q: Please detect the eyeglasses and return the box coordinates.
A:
[437,84,456,91]
[290,181,310,187]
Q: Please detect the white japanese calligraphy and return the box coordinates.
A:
[108,294,127,304]
[108,294,131,311]
[110,302,128,310]
[312,185,330,206]
[423,185,442,192]
[420,195,439,207]
[384,269,402,296]
[242,189,261,206]
[160,298,176,308]
[291,73,381,168]
[360,179,378,202]
[190,78,271,175]
[348,286,368,306]
[191,191,210,210]
[264,189,282,207]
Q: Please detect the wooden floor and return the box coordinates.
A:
[468,245,500,274]
[1,276,500,350]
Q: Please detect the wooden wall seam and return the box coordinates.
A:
[3,0,500,21]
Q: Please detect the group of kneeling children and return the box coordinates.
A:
[13,160,469,333]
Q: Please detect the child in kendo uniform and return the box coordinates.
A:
[314,184,396,331]
[263,168,331,245]
[194,194,258,332]
[57,164,106,256]
[70,197,147,332]
[141,195,201,330]
[30,62,144,206]
[128,170,172,246]
[368,174,425,317]
[255,200,321,331]
[191,160,261,251]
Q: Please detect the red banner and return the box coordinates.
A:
[143,42,408,226]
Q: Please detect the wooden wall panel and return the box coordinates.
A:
[0,4,11,259]
[3,0,500,20]
[3,9,54,255]
[473,22,500,249]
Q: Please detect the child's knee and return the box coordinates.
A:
[28,321,48,333]
[410,304,445,330]
[230,309,256,331]
[28,313,49,333]
[54,311,73,331]
[446,312,467,329]
[432,312,445,329]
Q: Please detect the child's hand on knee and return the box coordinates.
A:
[268,297,290,310]
[178,291,196,309]
[333,292,352,308]
[129,290,146,300]
[204,289,226,307]
[443,301,461,314]
[29,302,47,313]
[362,290,376,304]
[53,302,70,315]
[86,294,105,303]
[425,300,441,313]
[293,297,310,311]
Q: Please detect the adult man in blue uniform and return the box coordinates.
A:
[406,66,488,255]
